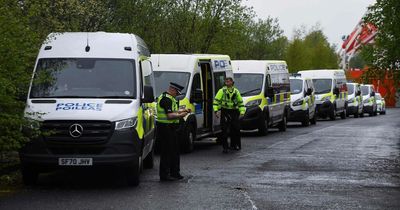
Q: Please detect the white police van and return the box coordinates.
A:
[152,54,233,153]
[361,84,377,116]
[298,70,348,120]
[346,82,364,118]
[232,60,291,135]
[21,32,156,186]
[288,74,317,126]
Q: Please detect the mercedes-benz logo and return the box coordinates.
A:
[69,124,83,138]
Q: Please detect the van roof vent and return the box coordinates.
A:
[44,46,52,50]
[124,47,132,51]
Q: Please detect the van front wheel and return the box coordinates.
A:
[181,125,195,153]
[301,111,310,127]
[340,108,346,119]
[310,111,317,125]
[125,157,141,186]
[329,107,336,121]
[258,113,268,136]
[278,113,287,132]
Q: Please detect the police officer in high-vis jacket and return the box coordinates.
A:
[213,77,245,153]
[157,82,189,181]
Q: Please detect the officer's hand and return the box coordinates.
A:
[215,111,220,118]
[179,110,188,118]
[177,109,187,114]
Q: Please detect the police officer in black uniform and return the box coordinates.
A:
[156,82,189,181]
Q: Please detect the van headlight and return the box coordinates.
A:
[363,98,369,103]
[292,99,304,106]
[347,98,355,103]
[115,117,137,130]
[245,99,262,107]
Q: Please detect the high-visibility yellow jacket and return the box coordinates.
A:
[156,93,179,124]
[213,86,245,115]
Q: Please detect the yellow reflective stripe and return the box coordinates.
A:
[136,107,144,139]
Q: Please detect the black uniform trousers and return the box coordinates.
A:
[157,122,180,178]
[220,108,241,149]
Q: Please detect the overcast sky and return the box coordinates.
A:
[243,0,376,47]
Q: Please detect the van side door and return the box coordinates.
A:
[139,59,155,155]
[191,73,204,129]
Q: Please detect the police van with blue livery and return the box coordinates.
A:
[152,54,233,153]
[232,60,291,135]
[21,32,156,186]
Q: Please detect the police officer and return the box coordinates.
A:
[213,77,245,153]
[157,82,189,181]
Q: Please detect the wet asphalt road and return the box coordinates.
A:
[1,109,400,210]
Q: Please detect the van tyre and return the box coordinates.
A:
[301,111,310,127]
[258,113,268,136]
[310,112,317,125]
[21,167,38,186]
[329,107,336,121]
[182,125,195,153]
[143,149,154,169]
[340,109,346,119]
[126,157,141,186]
[354,107,359,118]
[278,113,287,132]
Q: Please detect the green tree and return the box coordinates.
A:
[363,0,400,88]
[285,26,339,72]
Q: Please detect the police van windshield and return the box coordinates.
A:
[154,71,190,96]
[347,84,355,95]
[290,79,303,94]
[233,73,263,96]
[30,58,136,98]
[313,79,332,94]
[361,86,370,96]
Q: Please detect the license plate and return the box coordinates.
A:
[58,158,93,166]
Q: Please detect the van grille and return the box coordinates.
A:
[41,120,113,144]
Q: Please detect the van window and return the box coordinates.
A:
[313,79,332,94]
[361,86,370,96]
[347,84,354,95]
[234,73,263,96]
[192,73,201,92]
[154,71,190,97]
[30,58,136,98]
[305,80,310,92]
[214,72,226,91]
[290,79,303,94]
[141,60,153,87]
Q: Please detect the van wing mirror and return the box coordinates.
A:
[306,88,312,96]
[370,91,375,97]
[190,89,203,103]
[142,85,155,103]
[356,90,361,96]
[265,86,275,99]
